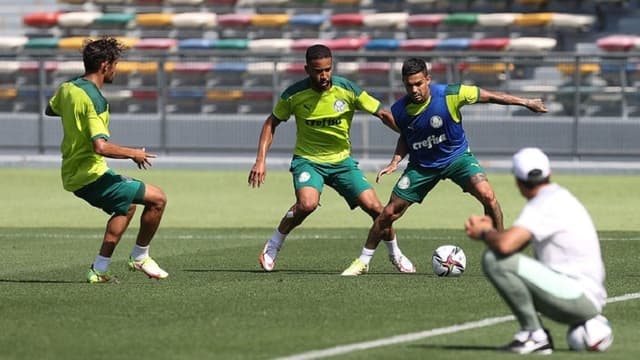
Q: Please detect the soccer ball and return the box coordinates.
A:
[566,315,613,351]
[431,245,466,277]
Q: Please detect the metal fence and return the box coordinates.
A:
[1,50,640,158]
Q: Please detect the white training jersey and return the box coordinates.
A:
[513,183,607,308]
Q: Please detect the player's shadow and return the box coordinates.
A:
[408,344,501,351]
[0,278,83,284]
[182,268,425,275]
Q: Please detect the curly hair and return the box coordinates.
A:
[82,37,125,74]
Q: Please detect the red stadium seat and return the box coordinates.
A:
[400,38,438,51]
[470,38,511,51]
[330,13,364,27]
[23,12,62,28]
[407,14,445,27]
[597,35,639,52]
[217,14,252,27]
[325,37,368,50]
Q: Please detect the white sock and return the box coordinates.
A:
[269,229,286,250]
[384,236,401,257]
[93,255,111,273]
[358,248,375,265]
[131,244,150,261]
[531,328,548,342]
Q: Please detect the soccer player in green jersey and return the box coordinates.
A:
[342,57,548,276]
[248,44,416,274]
[45,37,169,283]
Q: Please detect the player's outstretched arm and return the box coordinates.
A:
[377,136,408,183]
[374,108,400,133]
[93,138,155,170]
[478,88,548,113]
[249,115,281,188]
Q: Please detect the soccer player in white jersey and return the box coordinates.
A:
[465,147,612,354]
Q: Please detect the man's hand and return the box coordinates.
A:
[248,161,266,188]
[376,162,399,183]
[464,214,495,240]
[132,147,155,170]
[525,98,548,113]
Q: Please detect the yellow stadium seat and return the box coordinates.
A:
[136,13,174,27]
[59,37,94,50]
[117,61,139,74]
[206,90,243,101]
[514,13,553,27]
[250,14,290,27]
[0,88,18,99]
[556,63,601,76]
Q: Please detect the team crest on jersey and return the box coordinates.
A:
[333,99,346,112]
[430,115,443,128]
[299,171,311,183]
[397,175,410,190]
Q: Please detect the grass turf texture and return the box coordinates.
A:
[1,168,639,359]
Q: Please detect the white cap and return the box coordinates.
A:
[512,147,551,182]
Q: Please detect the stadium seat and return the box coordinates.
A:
[178,38,217,49]
[364,39,400,51]
[134,38,178,51]
[470,37,511,51]
[58,12,102,28]
[23,12,62,28]
[435,37,471,50]
[0,61,21,74]
[362,13,408,28]
[24,38,59,49]
[0,88,18,99]
[168,88,205,114]
[94,13,136,27]
[325,37,368,51]
[399,38,438,51]
[217,13,252,27]
[506,37,557,51]
[476,13,518,27]
[58,37,91,50]
[0,37,29,50]
[94,0,129,4]
[291,38,326,51]
[54,61,85,75]
[597,35,640,52]
[289,14,328,27]
[443,13,478,27]
[357,62,392,86]
[205,89,243,113]
[172,13,217,28]
[248,39,294,52]
[168,0,206,4]
[556,63,600,77]
[166,61,214,86]
[212,38,249,50]
[136,13,174,27]
[239,90,273,113]
[407,14,445,27]
[211,62,247,86]
[513,13,553,27]
[250,14,290,27]
[330,13,364,27]
[550,13,595,29]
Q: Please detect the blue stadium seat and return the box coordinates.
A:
[364,39,400,51]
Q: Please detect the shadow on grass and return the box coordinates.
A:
[408,344,501,351]
[0,278,84,284]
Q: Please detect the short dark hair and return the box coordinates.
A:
[517,174,550,189]
[305,44,332,64]
[82,37,125,74]
[402,58,429,78]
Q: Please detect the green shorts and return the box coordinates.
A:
[73,169,145,216]
[290,155,372,209]
[393,152,485,204]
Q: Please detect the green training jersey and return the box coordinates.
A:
[272,75,381,164]
[49,78,110,192]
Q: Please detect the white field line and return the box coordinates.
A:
[274,291,640,360]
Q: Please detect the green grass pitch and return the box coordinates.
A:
[0,168,638,360]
